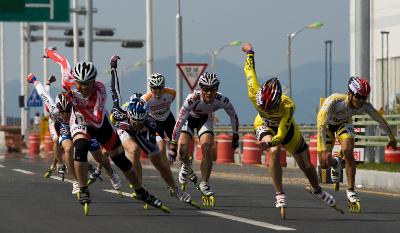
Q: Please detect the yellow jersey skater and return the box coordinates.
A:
[242,43,340,218]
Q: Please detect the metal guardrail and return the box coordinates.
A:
[215,114,400,147]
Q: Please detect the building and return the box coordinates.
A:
[350,0,400,112]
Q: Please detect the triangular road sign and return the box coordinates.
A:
[177,63,208,91]
[27,89,43,107]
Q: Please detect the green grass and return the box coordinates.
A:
[357,162,400,173]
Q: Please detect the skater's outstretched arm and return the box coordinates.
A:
[109,55,127,122]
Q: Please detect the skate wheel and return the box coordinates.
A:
[129,184,133,189]
[44,172,51,178]
[77,192,81,200]
[280,207,286,220]
[87,179,94,186]
[348,201,361,213]
[189,200,201,209]
[160,205,171,213]
[117,190,123,198]
[333,183,340,192]
[202,195,215,207]
[131,192,137,199]
[84,203,89,216]
[143,203,150,210]
[180,183,186,191]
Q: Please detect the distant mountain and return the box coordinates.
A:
[4,54,349,125]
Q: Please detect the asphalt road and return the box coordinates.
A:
[0,154,399,233]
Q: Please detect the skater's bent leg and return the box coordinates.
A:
[108,145,142,189]
[269,146,283,193]
[62,139,77,180]
[91,148,113,176]
[199,133,214,182]
[122,139,142,183]
[157,138,168,164]
[53,138,63,166]
[294,148,320,191]
[341,138,356,190]
[73,135,90,187]
[150,153,177,189]
[178,133,192,165]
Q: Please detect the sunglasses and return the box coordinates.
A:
[201,86,218,93]
[354,93,367,101]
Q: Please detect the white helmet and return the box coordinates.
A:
[148,73,165,88]
[73,61,97,83]
[198,72,220,89]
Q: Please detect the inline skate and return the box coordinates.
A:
[199,181,215,207]
[347,189,361,213]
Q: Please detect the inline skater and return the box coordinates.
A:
[141,73,177,164]
[109,55,198,208]
[170,72,240,206]
[42,48,169,214]
[42,75,66,179]
[317,76,397,213]
[241,43,340,219]
[28,74,123,195]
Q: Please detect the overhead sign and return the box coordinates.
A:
[0,0,70,22]
[177,63,208,91]
[27,89,43,107]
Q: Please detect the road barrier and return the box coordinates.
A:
[384,147,400,163]
[28,133,40,157]
[241,134,261,164]
[43,132,53,157]
[308,135,318,167]
[216,134,234,163]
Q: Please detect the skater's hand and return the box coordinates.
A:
[47,75,56,84]
[259,140,272,150]
[241,43,253,53]
[387,139,397,150]
[168,141,178,164]
[27,73,38,84]
[232,133,239,150]
[110,55,120,69]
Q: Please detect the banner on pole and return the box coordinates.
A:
[177,63,208,91]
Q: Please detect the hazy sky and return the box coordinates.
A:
[1,0,349,119]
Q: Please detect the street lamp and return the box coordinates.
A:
[287,21,323,98]
[211,40,242,74]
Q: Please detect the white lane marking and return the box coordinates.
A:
[199,211,296,231]
[12,169,35,175]
[104,189,131,197]
[50,176,75,183]
[104,190,295,231]
[0,164,5,168]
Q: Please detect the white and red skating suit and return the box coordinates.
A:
[172,90,239,142]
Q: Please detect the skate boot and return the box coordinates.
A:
[346,189,361,213]
[172,187,200,209]
[275,192,286,219]
[199,181,215,206]
[109,172,123,197]
[87,167,102,186]
[331,157,342,191]
[57,164,66,181]
[179,163,198,191]
[306,186,344,214]
[133,188,170,213]
[43,166,56,178]
[72,181,80,195]
[78,186,91,216]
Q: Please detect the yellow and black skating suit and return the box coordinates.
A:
[317,93,395,152]
[243,51,307,155]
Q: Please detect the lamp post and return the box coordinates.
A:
[211,40,242,74]
[287,22,323,98]
[324,40,332,97]
[381,31,389,113]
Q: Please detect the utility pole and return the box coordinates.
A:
[176,0,183,116]
[146,0,153,93]
[85,0,93,61]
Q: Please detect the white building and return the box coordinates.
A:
[350,0,400,111]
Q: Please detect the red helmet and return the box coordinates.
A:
[348,76,370,98]
[256,77,282,110]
